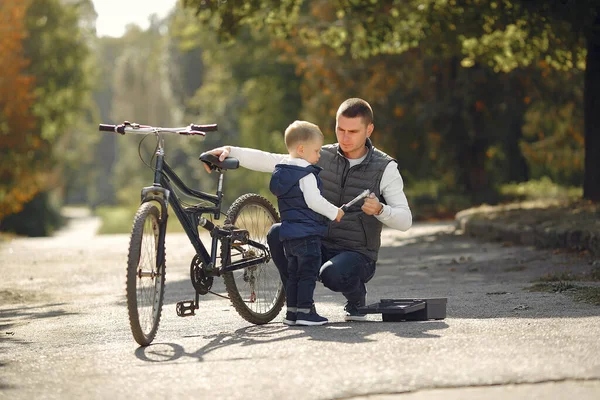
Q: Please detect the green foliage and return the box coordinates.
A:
[24,0,94,142]
[0,0,40,220]
[404,179,473,220]
[166,7,302,201]
[183,0,597,72]
[499,177,582,202]
[1,0,96,235]
[0,191,64,236]
[108,21,184,208]
[180,0,594,203]
[94,205,138,234]
[95,205,185,234]
[83,0,594,226]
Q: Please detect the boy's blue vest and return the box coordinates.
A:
[269,164,328,241]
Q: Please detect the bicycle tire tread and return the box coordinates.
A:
[126,202,166,346]
[221,194,284,324]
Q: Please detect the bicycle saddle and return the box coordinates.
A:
[199,152,240,170]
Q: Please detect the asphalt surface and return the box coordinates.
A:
[1,209,599,399]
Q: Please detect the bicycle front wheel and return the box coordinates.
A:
[126,202,166,346]
[221,194,284,324]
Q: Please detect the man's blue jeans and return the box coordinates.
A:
[268,223,376,305]
[283,236,321,310]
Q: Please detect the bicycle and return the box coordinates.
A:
[98,121,285,346]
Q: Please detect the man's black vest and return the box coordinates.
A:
[317,138,394,261]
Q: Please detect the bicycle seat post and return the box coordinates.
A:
[215,170,225,219]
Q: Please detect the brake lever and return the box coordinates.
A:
[179,130,206,136]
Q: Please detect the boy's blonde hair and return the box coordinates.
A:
[284,120,324,150]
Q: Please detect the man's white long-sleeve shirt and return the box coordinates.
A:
[276,157,340,221]
[229,147,412,231]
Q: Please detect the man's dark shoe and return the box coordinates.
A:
[283,311,297,326]
[344,283,367,321]
[344,302,367,321]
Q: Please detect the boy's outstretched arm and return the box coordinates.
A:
[203,146,286,174]
[299,174,344,222]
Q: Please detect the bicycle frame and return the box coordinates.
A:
[101,121,284,334]
[140,134,271,278]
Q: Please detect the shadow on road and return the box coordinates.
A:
[0,303,78,392]
[0,358,15,391]
[134,320,449,363]
[304,320,450,341]
[375,228,600,320]
[0,303,77,346]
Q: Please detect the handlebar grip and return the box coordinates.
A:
[99,124,116,132]
[191,124,218,132]
[99,123,125,134]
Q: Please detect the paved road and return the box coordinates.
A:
[1,210,599,399]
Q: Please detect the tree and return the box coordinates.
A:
[0,0,41,220]
[183,0,600,201]
[109,22,183,206]
[583,11,600,201]
[164,6,302,203]
[1,0,95,234]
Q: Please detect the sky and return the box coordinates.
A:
[92,0,178,38]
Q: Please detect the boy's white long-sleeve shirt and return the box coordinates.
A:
[275,157,340,221]
[229,147,412,231]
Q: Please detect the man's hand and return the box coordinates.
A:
[362,193,383,216]
[334,208,345,222]
[202,146,231,173]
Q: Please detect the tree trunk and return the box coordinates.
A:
[504,76,529,183]
[584,13,600,202]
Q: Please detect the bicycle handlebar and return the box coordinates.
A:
[99,123,124,134]
[98,121,218,136]
[191,124,218,132]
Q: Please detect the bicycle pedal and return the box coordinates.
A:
[176,300,197,317]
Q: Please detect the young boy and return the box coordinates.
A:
[269,121,344,326]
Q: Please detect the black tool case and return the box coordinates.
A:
[357,298,447,321]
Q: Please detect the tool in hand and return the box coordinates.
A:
[340,189,371,212]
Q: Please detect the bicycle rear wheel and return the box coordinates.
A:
[221,194,284,324]
[126,202,166,346]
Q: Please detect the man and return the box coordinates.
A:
[204,98,412,321]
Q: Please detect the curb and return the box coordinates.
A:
[455,205,600,257]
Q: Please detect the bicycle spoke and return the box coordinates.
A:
[127,202,165,345]
[222,194,284,324]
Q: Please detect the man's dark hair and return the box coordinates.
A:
[336,98,374,125]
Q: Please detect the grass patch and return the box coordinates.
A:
[0,233,14,243]
[572,287,600,306]
[590,267,600,281]
[536,268,600,282]
[537,271,586,282]
[405,180,472,220]
[527,282,600,306]
[499,177,582,202]
[95,206,137,234]
[95,205,185,234]
[527,282,577,293]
